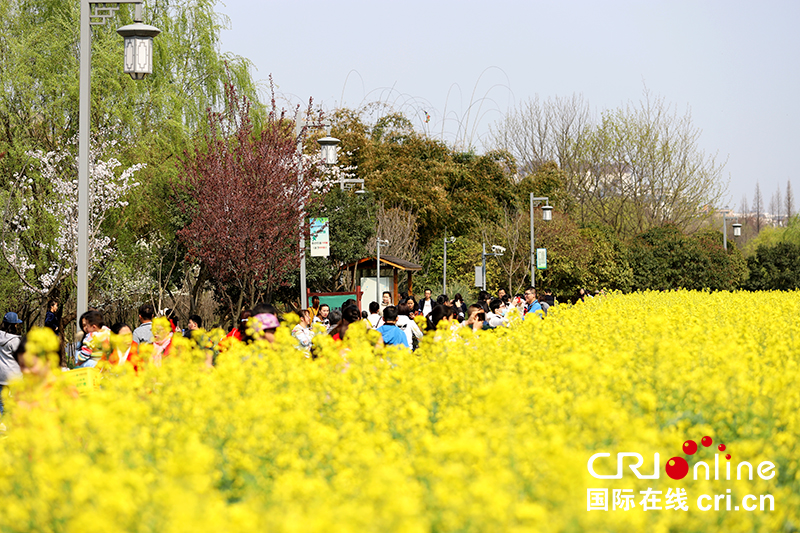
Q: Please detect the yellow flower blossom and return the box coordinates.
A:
[0,291,797,532]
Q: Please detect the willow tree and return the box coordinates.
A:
[0,0,261,323]
[0,0,258,153]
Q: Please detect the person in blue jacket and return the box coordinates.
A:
[523,287,544,320]
[376,306,409,348]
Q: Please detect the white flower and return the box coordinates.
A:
[4,134,143,295]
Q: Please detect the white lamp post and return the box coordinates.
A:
[298,135,342,310]
[529,195,552,287]
[77,1,160,333]
[318,135,365,192]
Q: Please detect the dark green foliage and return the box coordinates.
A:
[531,214,591,297]
[580,224,634,292]
[362,133,451,247]
[413,235,483,301]
[446,151,518,239]
[331,107,749,299]
[629,225,746,291]
[745,241,800,290]
[306,188,377,292]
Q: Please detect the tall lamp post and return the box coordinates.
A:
[78,1,160,332]
[722,214,742,251]
[299,135,341,309]
[376,238,389,305]
[443,233,456,296]
[529,194,552,287]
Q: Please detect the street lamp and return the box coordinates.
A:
[530,194,552,287]
[318,135,365,193]
[117,15,160,80]
[317,136,340,165]
[77,0,160,332]
[443,233,456,295]
[480,244,505,291]
[376,238,389,305]
[297,135,342,310]
[723,214,741,251]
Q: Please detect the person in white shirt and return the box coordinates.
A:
[486,298,508,328]
[292,309,314,351]
[396,298,423,350]
[0,312,22,416]
[366,302,383,329]
[312,304,330,328]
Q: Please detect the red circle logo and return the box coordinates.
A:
[666,457,689,479]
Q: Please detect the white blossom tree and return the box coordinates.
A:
[1,138,143,304]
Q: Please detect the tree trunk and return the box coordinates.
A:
[189,263,210,315]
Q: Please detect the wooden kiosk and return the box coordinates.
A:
[340,255,423,310]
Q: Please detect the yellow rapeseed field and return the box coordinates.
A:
[0,291,797,532]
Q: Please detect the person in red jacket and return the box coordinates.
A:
[226,309,252,342]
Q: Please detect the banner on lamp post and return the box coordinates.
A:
[536,248,547,269]
[310,217,330,257]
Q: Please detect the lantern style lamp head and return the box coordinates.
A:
[117,16,161,81]
[541,204,553,221]
[317,136,341,165]
[732,223,742,237]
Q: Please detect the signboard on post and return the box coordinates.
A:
[536,248,547,270]
[475,266,483,287]
[310,217,330,257]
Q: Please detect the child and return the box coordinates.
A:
[76,311,111,368]
[376,306,409,348]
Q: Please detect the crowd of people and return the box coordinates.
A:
[0,286,563,421]
[0,302,206,416]
[290,286,556,352]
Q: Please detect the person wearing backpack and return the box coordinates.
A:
[0,312,23,416]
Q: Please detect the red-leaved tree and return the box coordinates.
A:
[176,82,323,318]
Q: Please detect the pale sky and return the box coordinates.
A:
[219,0,800,213]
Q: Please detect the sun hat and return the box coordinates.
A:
[3,312,22,324]
[252,313,280,331]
